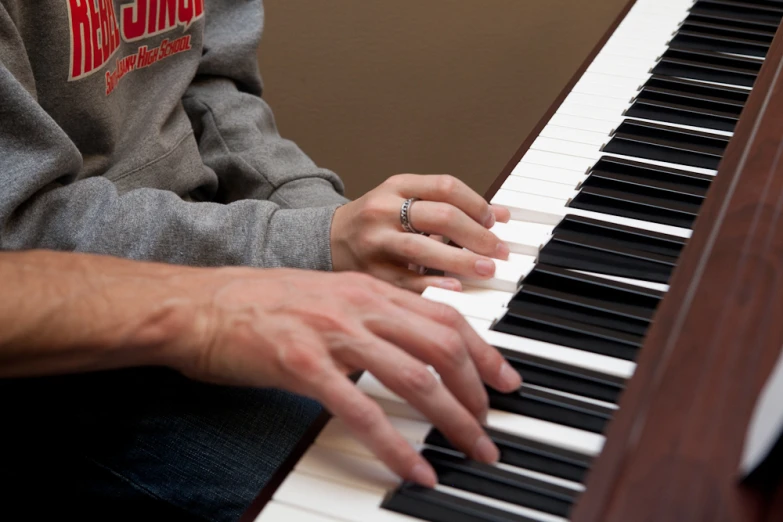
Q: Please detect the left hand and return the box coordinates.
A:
[330,174,511,293]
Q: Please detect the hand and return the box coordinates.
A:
[330,174,511,292]
[165,268,522,487]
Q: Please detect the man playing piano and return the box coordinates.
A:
[0,0,520,520]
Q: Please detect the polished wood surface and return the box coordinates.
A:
[571,15,783,522]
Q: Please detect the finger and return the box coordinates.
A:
[350,336,499,464]
[385,233,498,279]
[313,371,438,487]
[405,201,509,260]
[491,205,511,223]
[382,285,522,393]
[390,174,495,228]
[364,298,489,419]
[373,264,462,293]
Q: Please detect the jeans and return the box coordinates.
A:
[0,368,322,521]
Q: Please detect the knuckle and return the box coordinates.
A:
[435,175,458,197]
[399,365,438,395]
[431,204,456,226]
[436,330,468,368]
[398,234,422,259]
[342,397,382,433]
[384,174,407,191]
[278,344,325,382]
[431,301,463,327]
[338,282,378,307]
[358,198,388,222]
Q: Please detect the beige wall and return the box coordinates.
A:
[258,0,629,200]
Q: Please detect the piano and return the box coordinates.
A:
[243,0,783,520]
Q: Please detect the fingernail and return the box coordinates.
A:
[473,434,500,464]
[411,463,438,488]
[483,211,496,229]
[475,259,495,276]
[499,361,522,390]
[495,242,510,259]
[435,279,462,291]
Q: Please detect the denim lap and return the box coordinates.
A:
[1,368,322,521]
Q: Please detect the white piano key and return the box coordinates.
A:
[531,136,602,161]
[255,503,344,522]
[538,125,610,147]
[570,79,638,100]
[460,286,515,306]
[588,58,654,79]
[523,144,719,177]
[315,415,429,460]
[523,382,618,410]
[556,102,624,124]
[492,220,552,255]
[577,71,645,92]
[511,161,588,186]
[501,176,579,200]
[546,114,618,135]
[439,484,568,522]
[600,42,668,61]
[296,444,400,492]
[352,377,606,457]
[494,461,585,492]
[298,443,578,522]
[521,150,591,173]
[448,253,535,292]
[561,92,631,112]
[465,316,636,380]
[273,473,415,522]
[602,151,719,176]
[421,286,507,322]
[492,188,692,238]
[572,270,670,293]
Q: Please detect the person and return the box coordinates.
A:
[0,1,518,520]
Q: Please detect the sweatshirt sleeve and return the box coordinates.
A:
[181,0,350,209]
[0,6,339,271]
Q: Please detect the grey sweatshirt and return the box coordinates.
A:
[0,0,349,270]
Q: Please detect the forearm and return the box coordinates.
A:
[0,250,202,378]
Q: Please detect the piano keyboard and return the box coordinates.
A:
[256,0,781,520]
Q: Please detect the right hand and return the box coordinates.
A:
[161,268,522,487]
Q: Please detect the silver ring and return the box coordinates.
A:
[400,197,424,234]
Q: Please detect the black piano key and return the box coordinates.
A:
[425,427,593,484]
[382,482,536,522]
[670,22,771,58]
[625,95,740,132]
[569,186,701,229]
[422,448,578,517]
[679,16,776,42]
[642,74,749,107]
[509,285,650,337]
[686,12,780,38]
[652,48,761,88]
[692,0,783,28]
[603,120,730,170]
[492,307,643,361]
[511,263,661,336]
[486,384,614,434]
[584,164,710,201]
[496,346,626,403]
[589,156,713,193]
[552,214,686,258]
[539,228,678,283]
[523,262,664,305]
